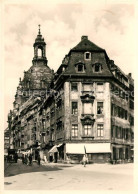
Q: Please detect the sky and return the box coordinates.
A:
[2,0,136,129]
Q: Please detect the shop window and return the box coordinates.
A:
[97,124,104,137]
[84,124,91,136]
[71,83,78,91]
[125,148,129,159]
[97,102,103,114]
[72,124,78,137]
[72,102,78,115]
[119,148,123,159]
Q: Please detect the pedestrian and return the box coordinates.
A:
[82,154,87,167]
[27,154,29,165]
[37,154,41,166]
[22,154,25,164]
[25,154,28,165]
[29,154,32,166]
[14,152,18,163]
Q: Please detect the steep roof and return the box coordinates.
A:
[71,36,105,52]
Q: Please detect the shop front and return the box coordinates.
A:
[65,143,111,163]
[48,143,64,163]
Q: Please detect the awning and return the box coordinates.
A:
[112,117,130,128]
[48,145,58,153]
[57,143,63,148]
[48,144,63,153]
[66,143,111,154]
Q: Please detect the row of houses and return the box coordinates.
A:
[6,27,134,164]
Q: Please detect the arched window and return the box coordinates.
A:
[38,48,42,57]
[75,62,85,73]
[78,64,83,72]
[93,63,102,73]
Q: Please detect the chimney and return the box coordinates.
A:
[128,73,132,77]
[81,36,88,41]
[110,60,114,66]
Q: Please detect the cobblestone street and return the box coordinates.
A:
[4,160,134,191]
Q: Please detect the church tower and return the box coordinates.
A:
[33,25,47,66]
[13,25,54,110]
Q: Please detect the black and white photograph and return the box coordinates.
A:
[1,0,137,193]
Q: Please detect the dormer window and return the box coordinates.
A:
[75,62,85,73]
[84,52,91,60]
[93,63,102,73]
[78,64,83,72]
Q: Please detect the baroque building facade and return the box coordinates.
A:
[7,29,134,164]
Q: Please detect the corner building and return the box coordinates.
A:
[52,35,134,163]
[8,32,134,164]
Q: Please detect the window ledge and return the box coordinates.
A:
[81,136,94,139]
[97,114,104,117]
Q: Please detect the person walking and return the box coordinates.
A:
[25,154,28,165]
[82,154,87,167]
[14,152,18,163]
[22,154,25,164]
[29,154,32,166]
[37,154,41,166]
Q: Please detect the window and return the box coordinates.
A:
[71,83,78,91]
[42,121,46,129]
[57,99,62,109]
[97,102,103,114]
[129,100,134,110]
[84,52,91,60]
[41,81,45,88]
[111,104,114,116]
[97,124,103,137]
[126,129,128,140]
[94,63,102,72]
[129,115,134,126]
[118,127,121,139]
[51,108,55,118]
[78,64,84,72]
[111,125,115,138]
[57,122,62,131]
[72,102,78,115]
[72,124,78,137]
[75,63,85,73]
[125,110,128,120]
[38,48,42,57]
[84,124,91,136]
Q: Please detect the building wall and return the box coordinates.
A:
[64,81,111,141]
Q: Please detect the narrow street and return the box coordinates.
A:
[4,160,134,190]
